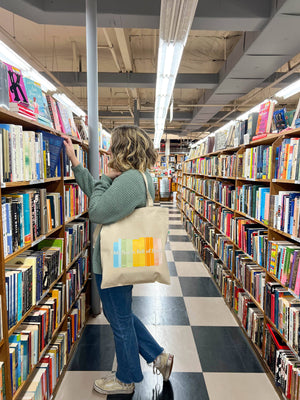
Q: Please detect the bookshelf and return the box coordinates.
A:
[179,128,300,399]
[0,107,91,399]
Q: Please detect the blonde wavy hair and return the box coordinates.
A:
[108,125,157,172]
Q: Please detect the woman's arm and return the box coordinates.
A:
[63,135,121,198]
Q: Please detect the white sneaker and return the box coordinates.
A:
[153,352,174,381]
[93,372,135,395]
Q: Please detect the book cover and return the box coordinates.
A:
[273,108,287,132]
[5,63,28,104]
[0,60,9,109]
[23,78,53,127]
[255,100,276,135]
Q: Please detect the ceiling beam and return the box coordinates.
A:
[99,111,193,120]
[43,71,219,89]
[1,0,271,31]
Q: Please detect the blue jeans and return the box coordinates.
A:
[95,274,164,384]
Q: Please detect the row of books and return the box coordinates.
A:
[238,145,273,180]
[9,282,65,395]
[67,293,86,352]
[0,125,63,184]
[65,219,89,266]
[235,289,264,350]
[63,144,88,178]
[267,241,300,293]
[235,254,265,307]
[184,156,218,176]
[236,185,270,224]
[184,176,236,210]
[1,190,62,257]
[188,101,298,160]
[0,60,82,138]
[269,191,300,236]
[14,292,87,400]
[66,251,89,312]
[218,154,236,177]
[64,184,88,221]
[274,137,300,180]
[5,238,64,329]
[99,154,110,176]
[265,282,300,354]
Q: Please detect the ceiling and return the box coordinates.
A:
[0,0,300,142]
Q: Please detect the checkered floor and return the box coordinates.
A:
[56,201,280,400]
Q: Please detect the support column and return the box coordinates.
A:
[133,99,139,126]
[86,0,100,316]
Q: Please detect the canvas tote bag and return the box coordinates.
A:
[99,172,170,289]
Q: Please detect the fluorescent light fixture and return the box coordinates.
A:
[154,0,198,149]
[53,93,86,117]
[0,40,56,92]
[275,78,300,99]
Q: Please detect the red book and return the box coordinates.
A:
[255,100,276,135]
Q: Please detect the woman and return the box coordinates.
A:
[63,125,174,395]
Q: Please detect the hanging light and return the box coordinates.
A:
[154,0,198,149]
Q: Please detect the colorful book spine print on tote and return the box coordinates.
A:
[113,237,163,268]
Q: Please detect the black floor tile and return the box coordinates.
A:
[132,296,189,325]
[168,235,190,242]
[68,325,115,371]
[192,326,264,373]
[169,211,180,214]
[179,277,221,297]
[107,372,209,400]
[169,217,181,221]
[168,262,177,276]
[173,251,200,262]
[169,224,183,229]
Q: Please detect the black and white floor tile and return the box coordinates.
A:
[56,201,280,400]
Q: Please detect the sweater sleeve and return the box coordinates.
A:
[72,163,112,198]
[88,170,146,225]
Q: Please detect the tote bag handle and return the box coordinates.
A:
[140,171,154,207]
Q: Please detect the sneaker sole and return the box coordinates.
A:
[93,382,134,395]
[163,354,174,381]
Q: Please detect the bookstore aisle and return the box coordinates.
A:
[55,202,279,400]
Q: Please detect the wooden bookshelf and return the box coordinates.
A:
[0,110,91,399]
[179,129,300,399]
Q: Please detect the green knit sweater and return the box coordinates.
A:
[72,163,155,275]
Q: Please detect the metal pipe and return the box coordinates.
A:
[86,0,100,316]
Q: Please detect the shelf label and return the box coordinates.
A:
[0,183,5,188]
[292,236,300,243]
[272,179,277,182]
[295,180,300,184]
[32,235,46,246]
[29,179,44,185]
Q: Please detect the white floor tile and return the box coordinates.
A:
[140,325,202,373]
[204,373,280,400]
[55,371,110,400]
[165,250,174,262]
[175,262,210,277]
[133,277,182,297]
[184,297,238,326]
[86,313,109,325]
[168,229,187,235]
[169,242,195,251]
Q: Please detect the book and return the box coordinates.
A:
[23,78,53,128]
[5,63,28,104]
[273,108,287,132]
[255,100,276,136]
[0,61,9,110]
